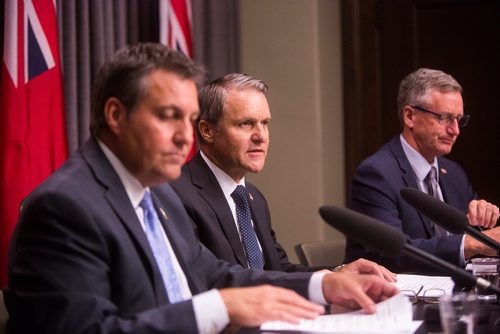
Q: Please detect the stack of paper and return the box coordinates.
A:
[261,293,420,333]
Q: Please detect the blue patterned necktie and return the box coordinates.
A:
[426,167,447,237]
[231,185,264,269]
[140,191,184,303]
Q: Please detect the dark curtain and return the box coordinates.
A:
[191,0,240,80]
[51,0,239,152]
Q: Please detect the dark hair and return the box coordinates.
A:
[197,73,268,143]
[90,43,205,136]
[397,68,462,123]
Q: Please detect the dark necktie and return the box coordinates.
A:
[140,191,184,303]
[231,185,264,269]
[426,167,447,237]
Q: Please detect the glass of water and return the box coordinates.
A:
[471,257,499,301]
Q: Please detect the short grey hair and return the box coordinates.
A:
[397,68,462,122]
[197,73,268,143]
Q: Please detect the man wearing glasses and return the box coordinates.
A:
[345,68,500,274]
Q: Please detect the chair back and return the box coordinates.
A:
[0,290,7,334]
[294,239,346,267]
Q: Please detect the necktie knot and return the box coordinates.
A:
[140,191,157,231]
[231,185,249,204]
[427,167,437,182]
[140,191,153,211]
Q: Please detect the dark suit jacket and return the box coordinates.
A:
[5,138,312,334]
[345,136,477,273]
[170,153,327,273]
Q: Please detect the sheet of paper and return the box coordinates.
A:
[395,274,454,296]
[261,293,421,333]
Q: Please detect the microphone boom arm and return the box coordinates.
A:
[403,243,500,296]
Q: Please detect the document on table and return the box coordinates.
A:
[395,274,454,297]
[260,293,421,333]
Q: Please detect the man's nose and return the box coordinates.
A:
[174,118,194,147]
[447,118,460,136]
[251,124,268,142]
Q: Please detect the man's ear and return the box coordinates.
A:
[103,97,126,135]
[403,106,415,129]
[198,120,215,143]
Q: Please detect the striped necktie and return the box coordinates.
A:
[426,167,447,237]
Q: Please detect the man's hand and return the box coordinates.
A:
[322,272,399,314]
[467,199,499,229]
[220,285,324,327]
[339,258,397,283]
[464,226,500,258]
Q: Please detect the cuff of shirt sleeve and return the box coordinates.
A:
[308,271,329,305]
[459,234,466,267]
[192,289,230,334]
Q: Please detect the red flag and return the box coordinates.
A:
[159,0,197,162]
[0,0,68,286]
[160,0,193,57]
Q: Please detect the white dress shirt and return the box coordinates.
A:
[200,151,263,251]
[200,150,328,305]
[400,135,466,265]
[98,141,229,334]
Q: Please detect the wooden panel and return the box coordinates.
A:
[342,0,383,193]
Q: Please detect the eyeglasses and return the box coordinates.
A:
[411,105,470,128]
[401,287,446,304]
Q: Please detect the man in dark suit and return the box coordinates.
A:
[171,73,395,280]
[345,68,500,273]
[5,44,398,333]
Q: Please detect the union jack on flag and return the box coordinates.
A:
[0,0,68,285]
[159,0,193,58]
[4,0,57,86]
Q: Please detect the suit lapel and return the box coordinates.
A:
[189,154,249,267]
[436,161,457,208]
[81,138,168,304]
[390,137,434,237]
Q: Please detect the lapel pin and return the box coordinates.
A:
[159,208,168,220]
[249,192,254,201]
[440,168,447,175]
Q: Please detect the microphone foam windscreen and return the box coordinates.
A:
[319,206,405,256]
[400,187,467,234]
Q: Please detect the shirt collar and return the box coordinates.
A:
[200,150,245,196]
[98,140,147,209]
[400,134,439,182]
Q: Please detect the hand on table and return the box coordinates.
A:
[322,271,399,314]
[220,285,324,327]
[339,258,397,283]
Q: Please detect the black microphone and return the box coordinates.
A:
[400,187,500,253]
[319,205,500,296]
